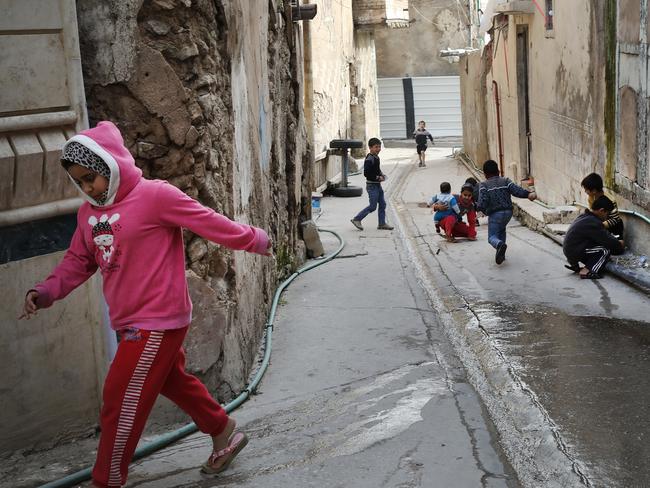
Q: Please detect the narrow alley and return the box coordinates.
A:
[3,1,650,488]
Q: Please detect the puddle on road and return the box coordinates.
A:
[474,302,650,487]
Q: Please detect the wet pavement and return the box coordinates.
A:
[394,149,650,487]
[477,303,650,488]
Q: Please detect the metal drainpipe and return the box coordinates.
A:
[302,1,314,153]
[492,80,505,175]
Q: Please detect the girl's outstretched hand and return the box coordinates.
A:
[264,239,274,257]
[19,290,39,320]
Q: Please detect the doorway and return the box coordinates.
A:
[516,26,532,179]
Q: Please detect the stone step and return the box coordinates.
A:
[547,223,571,235]
[542,205,580,224]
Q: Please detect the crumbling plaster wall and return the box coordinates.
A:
[374,0,469,78]
[308,0,379,185]
[76,0,308,424]
[466,3,650,255]
[484,2,602,205]
[309,0,355,155]
[351,30,381,152]
[459,52,489,166]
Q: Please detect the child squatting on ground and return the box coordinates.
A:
[581,172,624,238]
[19,121,272,488]
[477,160,537,264]
[563,195,625,279]
[413,120,434,167]
[351,137,394,231]
[429,182,461,241]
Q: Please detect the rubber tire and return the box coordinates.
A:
[329,139,364,149]
[331,185,363,197]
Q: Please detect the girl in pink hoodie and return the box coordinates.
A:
[20,121,271,487]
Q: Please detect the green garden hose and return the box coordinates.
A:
[40,228,345,488]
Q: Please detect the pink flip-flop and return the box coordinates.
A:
[201,431,249,474]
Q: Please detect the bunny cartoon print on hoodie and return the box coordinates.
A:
[89,213,120,262]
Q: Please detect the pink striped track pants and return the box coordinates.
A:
[91,326,229,488]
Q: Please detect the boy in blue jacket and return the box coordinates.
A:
[477,160,537,264]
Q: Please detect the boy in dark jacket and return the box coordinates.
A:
[351,138,394,231]
[563,195,625,279]
[581,173,624,238]
[477,160,537,264]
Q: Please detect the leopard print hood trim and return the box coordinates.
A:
[62,134,121,207]
[62,142,112,204]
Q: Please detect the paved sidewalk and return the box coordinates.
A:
[121,148,517,487]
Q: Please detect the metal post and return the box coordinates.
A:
[342,148,349,187]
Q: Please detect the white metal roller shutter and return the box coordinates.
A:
[412,76,463,137]
[378,78,406,139]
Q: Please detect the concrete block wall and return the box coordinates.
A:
[0,253,108,452]
[0,0,103,455]
[0,130,78,211]
[0,0,310,454]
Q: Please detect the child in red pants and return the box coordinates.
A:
[433,183,477,241]
[452,183,478,240]
[20,121,271,487]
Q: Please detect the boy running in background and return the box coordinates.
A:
[429,182,461,241]
[477,160,537,264]
[413,120,434,167]
[563,195,625,279]
[581,173,624,238]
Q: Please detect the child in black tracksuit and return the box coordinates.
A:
[563,195,625,279]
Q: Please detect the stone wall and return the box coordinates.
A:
[76,0,308,424]
[374,0,469,78]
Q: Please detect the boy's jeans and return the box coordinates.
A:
[354,183,386,225]
[487,209,512,249]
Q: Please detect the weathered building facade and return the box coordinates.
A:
[373,0,470,139]
[0,0,311,453]
[306,0,388,184]
[374,0,470,78]
[460,0,650,254]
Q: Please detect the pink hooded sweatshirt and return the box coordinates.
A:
[34,121,270,331]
